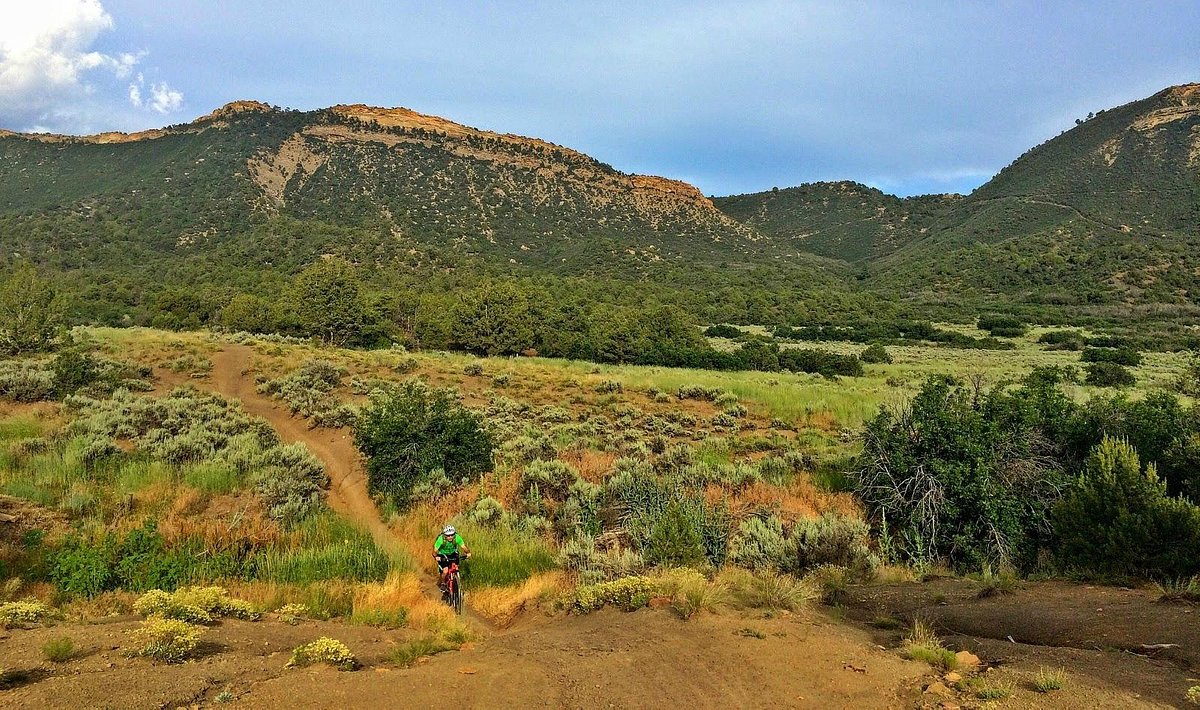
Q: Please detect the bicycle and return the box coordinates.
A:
[437,553,467,615]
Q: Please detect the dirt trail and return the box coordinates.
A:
[209,346,399,556]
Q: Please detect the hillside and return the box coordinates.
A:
[871,83,1200,305]
[713,181,959,262]
[716,84,1200,308]
[0,101,843,325]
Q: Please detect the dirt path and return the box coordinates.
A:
[209,346,400,556]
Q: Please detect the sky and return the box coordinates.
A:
[1,1,1197,197]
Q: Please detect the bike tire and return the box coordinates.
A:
[452,574,464,615]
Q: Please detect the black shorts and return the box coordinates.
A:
[436,554,460,571]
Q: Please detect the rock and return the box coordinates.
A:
[954,650,981,668]
[944,671,963,684]
[924,681,954,698]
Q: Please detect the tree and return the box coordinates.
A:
[290,258,367,346]
[355,381,494,506]
[450,281,537,356]
[1053,437,1200,580]
[218,294,281,334]
[0,261,64,355]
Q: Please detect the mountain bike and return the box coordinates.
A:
[437,553,467,615]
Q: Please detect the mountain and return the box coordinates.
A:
[0,100,841,321]
[714,84,1200,307]
[872,83,1200,305]
[713,181,959,262]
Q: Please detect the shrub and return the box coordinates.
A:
[129,618,204,663]
[729,516,788,571]
[1053,437,1200,580]
[727,569,815,611]
[41,637,76,663]
[595,379,623,394]
[977,314,1027,338]
[1081,347,1143,367]
[645,500,708,567]
[0,360,55,402]
[1188,686,1200,705]
[132,590,213,624]
[1154,575,1200,604]
[859,343,893,364]
[463,362,484,377]
[1085,361,1136,388]
[277,603,309,625]
[778,348,863,378]
[788,514,877,579]
[1038,330,1086,350]
[356,380,494,506]
[0,600,53,627]
[856,375,1065,571]
[288,637,357,671]
[669,574,729,619]
[570,576,656,613]
[253,443,329,524]
[0,261,63,355]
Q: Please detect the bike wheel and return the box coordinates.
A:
[452,575,464,615]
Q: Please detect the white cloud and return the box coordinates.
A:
[127,72,182,114]
[0,1,181,130]
[148,81,182,113]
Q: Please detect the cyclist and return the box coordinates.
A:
[434,525,470,593]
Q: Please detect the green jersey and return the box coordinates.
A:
[435,533,465,556]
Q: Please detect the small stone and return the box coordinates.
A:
[924,681,954,698]
[458,666,477,675]
[944,671,963,684]
[954,650,981,668]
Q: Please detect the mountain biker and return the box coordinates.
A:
[434,525,470,592]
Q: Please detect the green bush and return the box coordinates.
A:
[1081,347,1143,367]
[703,324,742,339]
[1053,437,1200,580]
[977,314,1027,338]
[788,513,877,578]
[859,343,893,364]
[0,360,55,402]
[856,375,1065,570]
[288,637,357,670]
[129,618,204,663]
[1085,361,1136,388]
[355,380,494,506]
[728,515,788,571]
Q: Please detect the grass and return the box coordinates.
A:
[452,522,556,588]
[252,513,401,584]
[974,565,1020,599]
[721,568,816,611]
[388,636,459,667]
[1032,666,1066,693]
[902,619,959,670]
[1154,575,1200,604]
[41,637,76,663]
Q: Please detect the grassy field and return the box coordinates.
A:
[1,324,1190,631]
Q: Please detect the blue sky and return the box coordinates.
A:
[2,1,1197,196]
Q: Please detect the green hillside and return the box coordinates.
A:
[713,181,958,262]
[0,102,844,326]
[871,84,1200,306]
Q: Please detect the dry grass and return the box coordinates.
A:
[470,571,566,627]
[353,572,454,631]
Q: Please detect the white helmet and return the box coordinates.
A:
[442,525,456,537]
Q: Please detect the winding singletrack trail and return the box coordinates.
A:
[210,346,400,555]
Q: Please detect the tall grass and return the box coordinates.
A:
[453,522,556,587]
[252,514,395,584]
